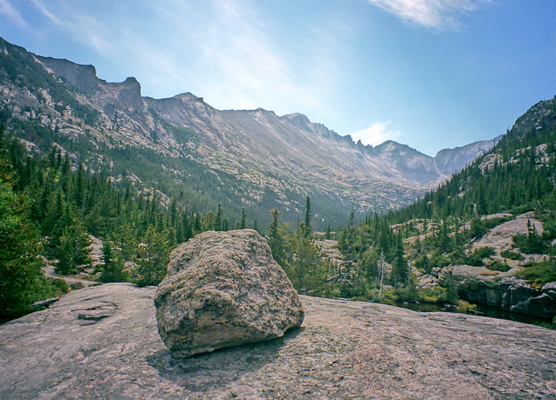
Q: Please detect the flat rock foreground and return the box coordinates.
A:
[1,283,555,399]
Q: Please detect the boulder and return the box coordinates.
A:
[154,229,304,358]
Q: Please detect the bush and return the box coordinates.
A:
[456,300,477,313]
[483,217,512,230]
[48,277,69,294]
[515,259,556,287]
[421,286,448,303]
[465,247,496,266]
[513,233,548,254]
[500,250,524,261]
[486,260,511,272]
[448,246,465,264]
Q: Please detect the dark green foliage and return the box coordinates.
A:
[500,250,524,261]
[482,216,512,230]
[470,219,487,240]
[134,226,170,286]
[0,127,61,321]
[99,239,127,283]
[464,247,496,266]
[516,258,556,288]
[485,260,511,272]
[512,220,549,254]
[390,234,409,287]
[0,181,50,320]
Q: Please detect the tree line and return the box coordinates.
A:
[0,125,252,321]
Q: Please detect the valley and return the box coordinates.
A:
[0,35,554,328]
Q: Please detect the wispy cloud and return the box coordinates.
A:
[190,0,331,114]
[349,121,401,146]
[367,0,491,29]
[0,0,27,28]
[32,0,112,56]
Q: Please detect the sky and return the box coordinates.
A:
[0,0,554,156]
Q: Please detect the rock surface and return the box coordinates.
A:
[473,212,544,255]
[1,283,556,399]
[155,229,304,358]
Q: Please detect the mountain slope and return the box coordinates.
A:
[0,36,494,226]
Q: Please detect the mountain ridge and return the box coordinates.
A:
[0,36,497,225]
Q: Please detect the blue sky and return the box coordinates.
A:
[0,0,554,156]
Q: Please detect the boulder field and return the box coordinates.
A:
[1,283,555,399]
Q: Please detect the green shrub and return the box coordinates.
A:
[483,217,512,230]
[500,250,524,261]
[516,259,556,287]
[456,300,477,313]
[465,246,496,266]
[486,260,511,272]
[421,286,448,303]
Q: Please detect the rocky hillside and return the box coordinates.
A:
[328,97,556,319]
[1,283,555,399]
[0,36,495,226]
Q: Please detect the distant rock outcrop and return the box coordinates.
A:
[440,265,556,318]
[434,137,500,175]
[154,229,304,358]
[1,283,555,399]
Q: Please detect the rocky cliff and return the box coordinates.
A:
[1,283,555,399]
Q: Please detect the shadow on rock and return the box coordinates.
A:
[146,327,304,392]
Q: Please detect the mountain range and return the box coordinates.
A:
[0,36,497,226]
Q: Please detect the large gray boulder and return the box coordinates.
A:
[154,229,304,358]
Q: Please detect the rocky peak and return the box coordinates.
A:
[172,92,204,103]
[374,140,443,186]
[434,137,500,175]
[38,56,100,95]
[281,112,312,131]
[111,76,144,111]
[511,97,556,134]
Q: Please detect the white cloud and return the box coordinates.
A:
[367,0,490,29]
[184,0,339,116]
[348,121,401,146]
[0,0,27,27]
[32,0,112,56]
[190,2,300,110]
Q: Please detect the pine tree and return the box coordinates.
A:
[135,226,170,286]
[239,207,247,229]
[100,239,127,283]
[0,127,54,320]
[390,233,409,287]
[303,195,312,238]
[267,209,291,269]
